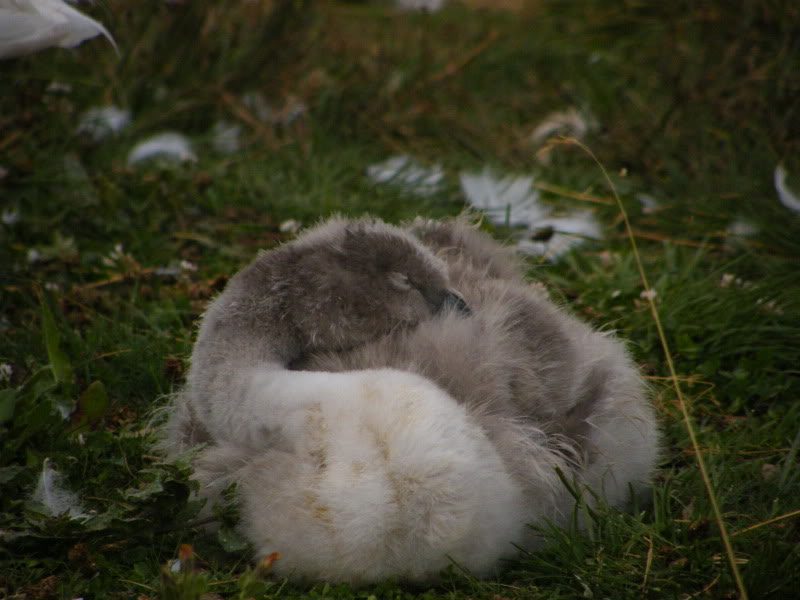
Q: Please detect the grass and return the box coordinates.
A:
[1,0,799,598]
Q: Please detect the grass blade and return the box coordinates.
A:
[556,136,750,600]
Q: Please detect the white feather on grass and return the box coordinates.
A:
[459,169,548,227]
[77,106,131,142]
[636,193,660,214]
[460,168,601,259]
[367,154,445,197]
[727,216,758,238]
[127,132,196,167]
[0,0,117,60]
[241,92,307,126]
[530,108,595,145]
[516,211,602,259]
[32,458,86,519]
[774,164,800,214]
[395,0,446,11]
[211,121,242,154]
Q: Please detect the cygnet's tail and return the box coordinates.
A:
[195,368,526,584]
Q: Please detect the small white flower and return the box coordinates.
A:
[640,289,657,301]
[180,260,197,272]
[0,363,12,382]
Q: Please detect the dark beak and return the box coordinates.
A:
[436,289,471,316]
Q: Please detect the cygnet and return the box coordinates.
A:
[160,217,659,584]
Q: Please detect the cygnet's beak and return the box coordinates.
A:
[437,289,471,316]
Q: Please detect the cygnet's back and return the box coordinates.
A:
[305,219,659,518]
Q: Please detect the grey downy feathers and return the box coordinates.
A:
[160,216,659,583]
[179,215,469,448]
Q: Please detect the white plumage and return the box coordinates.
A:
[0,0,116,60]
[194,368,525,583]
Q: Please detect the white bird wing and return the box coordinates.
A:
[0,0,116,60]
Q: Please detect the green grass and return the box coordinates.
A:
[1,0,799,598]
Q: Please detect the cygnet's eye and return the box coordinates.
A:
[388,271,412,291]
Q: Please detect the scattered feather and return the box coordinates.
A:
[279,99,307,125]
[211,120,241,154]
[726,216,758,238]
[32,458,86,519]
[2,207,20,225]
[367,154,444,196]
[530,108,595,145]
[774,163,800,214]
[0,0,117,60]
[279,219,302,234]
[45,80,71,93]
[241,91,273,122]
[636,193,659,214]
[516,211,602,259]
[460,168,601,260]
[459,169,547,226]
[77,105,131,141]
[395,0,446,11]
[127,132,196,167]
[241,92,307,126]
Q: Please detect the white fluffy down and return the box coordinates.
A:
[196,368,526,583]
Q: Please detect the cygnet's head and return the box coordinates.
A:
[234,216,468,356]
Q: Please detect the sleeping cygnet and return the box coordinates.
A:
[161,217,659,584]
[174,215,469,450]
